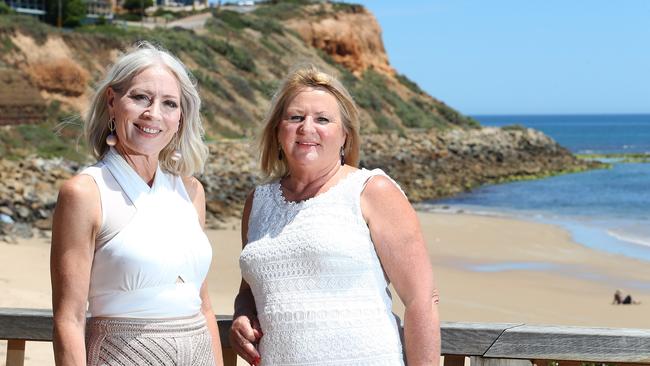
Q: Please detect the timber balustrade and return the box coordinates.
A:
[1,308,649,366]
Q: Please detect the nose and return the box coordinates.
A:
[298,115,316,133]
[143,99,162,120]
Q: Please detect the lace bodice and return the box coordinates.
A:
[240,168,405,366]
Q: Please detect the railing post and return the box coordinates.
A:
[470,356,531,366]
[6,339,26,366]
[445,355,467,366]
[222,347,238,366]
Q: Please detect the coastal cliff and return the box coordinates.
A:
[0,2,598,240]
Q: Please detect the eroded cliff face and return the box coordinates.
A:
[284,4,394,77]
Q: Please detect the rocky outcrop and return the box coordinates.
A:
[285,4,394,77]
[0,158,80,242]
[0,127,600,241]
[361,127,599,201]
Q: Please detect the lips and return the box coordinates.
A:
[296,141,318,146]
[134,123,162,135]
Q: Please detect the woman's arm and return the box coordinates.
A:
[50,175,101,366]
[361,176,441,366]
[229,191,262,366]
[184,176,224,366]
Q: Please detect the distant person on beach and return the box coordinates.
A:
[50,42,223,366]
[613,289,640,305]
[229,65,440,366]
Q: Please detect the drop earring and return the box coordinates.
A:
[340,146,345,165]
[170,134,182,162]
[170,122,182,162]
[278,147,283,161]
[105,117,117,147]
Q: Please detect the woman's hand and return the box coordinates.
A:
[232,191,263,365]
[229,313,262,365]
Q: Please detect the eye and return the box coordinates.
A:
[130,94,150,104]
[164,100,179,109]
[289,115,305,122]
[317,116,330,124]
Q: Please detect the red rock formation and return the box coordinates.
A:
[285,5,394,77]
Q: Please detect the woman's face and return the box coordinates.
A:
[107,65,182,158]
[277,87,347,171]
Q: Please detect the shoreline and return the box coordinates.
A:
[1,211,649,365]
[421,203,650,263]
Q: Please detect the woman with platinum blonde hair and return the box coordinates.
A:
[230,64,441,366]
[51,42,222,366]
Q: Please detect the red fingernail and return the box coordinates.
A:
[252,356,261,366]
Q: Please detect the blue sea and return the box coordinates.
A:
[425,114,650,263]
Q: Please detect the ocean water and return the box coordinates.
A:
[425,114,650,263]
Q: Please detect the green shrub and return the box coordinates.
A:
[194,69,235,102]
[251,79,279,98]
[331,3,364,13]
[394,99,433,129]
[396,73,423,94]
[501,124,527,131]
[435,102,477,128]
[227,75,255,100]
[210,39,255,72]
[373,114,399,131]
[0,1,13,14]
[215,9,248,29]
[259,36,281,55]
[353,88,382,112]
[0,15,51,44]
[249,17,284,35]
[252,2,306,20]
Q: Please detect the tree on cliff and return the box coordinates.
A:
[0,1,13,14]
[122,0,154,16]
[44,0,86,27]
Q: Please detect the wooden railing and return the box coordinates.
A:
[1,308,649,366]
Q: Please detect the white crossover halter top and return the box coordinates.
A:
[240,168,405,366]
[80,148,212,318]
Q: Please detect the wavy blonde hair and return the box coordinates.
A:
[259,64,360,178]
[85,41,208,176]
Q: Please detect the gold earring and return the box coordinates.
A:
[106,117,117,146]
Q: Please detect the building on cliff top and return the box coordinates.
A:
[3,0,46,16]
[3,0,113,22]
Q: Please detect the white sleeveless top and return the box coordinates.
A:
[80,148,212,318]
[240,168,405,366]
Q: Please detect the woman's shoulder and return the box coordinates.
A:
[358,168,406,199]
[56,174,101,214]
[181,176,205,203]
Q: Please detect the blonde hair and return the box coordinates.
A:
[85,41,208,176]
[259,64,360,178]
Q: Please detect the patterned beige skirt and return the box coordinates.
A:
[86,313,216,366]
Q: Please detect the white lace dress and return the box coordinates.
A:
[240,168,405,366]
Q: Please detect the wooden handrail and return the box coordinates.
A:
[2,308,650,365]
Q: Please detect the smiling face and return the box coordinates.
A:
[107,65,182,159]
[277,87,347,172]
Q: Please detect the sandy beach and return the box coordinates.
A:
[1,212,649,365]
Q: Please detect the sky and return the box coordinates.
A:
[343,0,650,116]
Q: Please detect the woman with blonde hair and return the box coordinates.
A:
[50,42,222,366]
[230,64,440,366]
